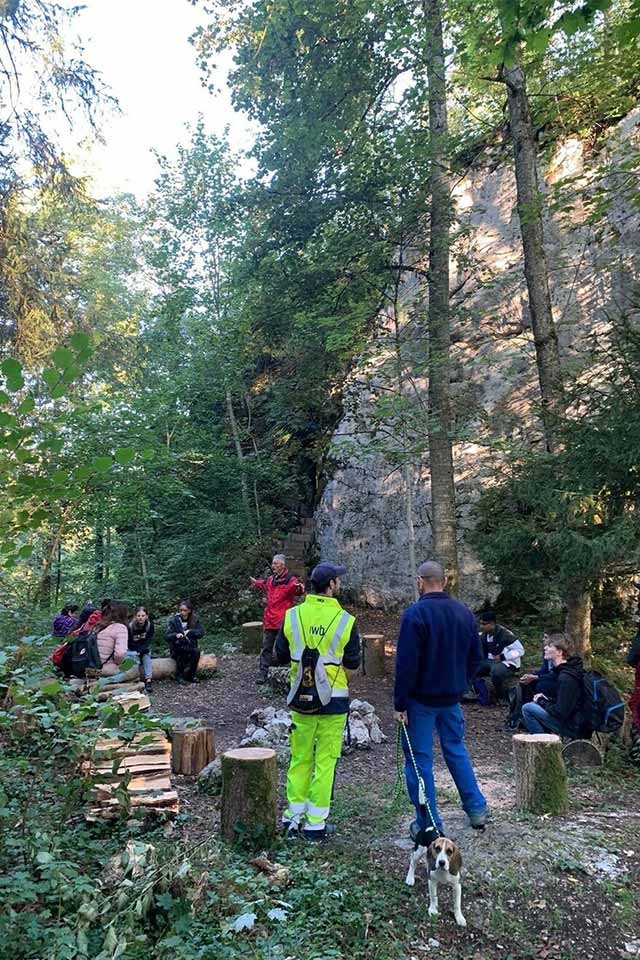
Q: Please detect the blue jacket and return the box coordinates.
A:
[394,592,483,710]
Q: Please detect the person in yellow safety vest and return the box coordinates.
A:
[274,561,361,841]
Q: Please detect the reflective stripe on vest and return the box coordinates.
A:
[321,611,352,664]
[288,607,304,661]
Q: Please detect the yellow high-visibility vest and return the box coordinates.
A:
[283,594,355,707]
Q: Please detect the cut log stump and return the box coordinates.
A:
[171,724,216,776]
[360,634,386,678]
[513,733,568,815]
[241,622,263,655]
[562,738,603,767]
[220,747,277,841]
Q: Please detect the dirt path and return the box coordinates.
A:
[150,622,640,960]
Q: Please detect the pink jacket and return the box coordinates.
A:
[97,623,128,676]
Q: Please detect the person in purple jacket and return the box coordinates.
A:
[52,604,79,637]
[394,560,487,836]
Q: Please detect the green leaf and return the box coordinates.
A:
[70,331,91,351]
[6,377,25,392]
[52,347,75,370]
[52,470,68,485]
[50,385,66,400]
[92,456,113,473]
[17,544,34,559]
[142,448,155,461]
[115,447,135,465]
[15,449,35,464]
[17,396,35,415]
[0,391,10,406]
[42,369,59,388]
[1,357,22,379]
[75,465,93,480]
[0,412,15,427]
[36,851,54,865]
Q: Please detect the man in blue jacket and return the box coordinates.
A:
[394,560,487,835]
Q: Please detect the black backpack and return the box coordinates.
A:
[288,647,324,714]
[582,670,625,734]
[69,629,106,678]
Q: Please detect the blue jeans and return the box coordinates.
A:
[98,650,152,685]
[403,700,486,833]
[522,701,563,735]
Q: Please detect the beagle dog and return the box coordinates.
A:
[405,836,466,928]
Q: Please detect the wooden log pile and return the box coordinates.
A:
[84,730,179,821]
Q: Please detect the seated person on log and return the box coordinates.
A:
[52,603,79,637]
[128,605,155,693]
[506,629,559,730]
[166,599,203,684]
[60,599,110,677]
[69,598,110,636]
[521,634,587,738]
[473,610,525,704]
[94,601,131,684]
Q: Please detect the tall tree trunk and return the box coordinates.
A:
[405,462,419,601]
[565,582,592,662]
[502,60,565,451]
[225,389,251,521]
[54,542,62,607]
[501,55,590,655]
[104,525,111,585]
[135,529,151,608]
[423,0,459,593]
[95,515,104,585]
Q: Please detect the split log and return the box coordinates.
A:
[85,730,179,820]
[513,733,568,815]
[220,747,277,841]
[171,724,216,776]
[241,622,263,655]
[562,738,603,767]
[360,634,386,678]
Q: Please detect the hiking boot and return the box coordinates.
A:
[144,680,153,693]
[302,823,336,842]
[468,808,488,830]
[281,820,300,838]
[409,820,441,844]
[255,674,268,685]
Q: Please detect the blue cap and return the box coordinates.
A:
[310,562,347,588]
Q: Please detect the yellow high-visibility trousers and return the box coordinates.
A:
[284,711,346,831]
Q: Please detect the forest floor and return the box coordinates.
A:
[149,608,640,960]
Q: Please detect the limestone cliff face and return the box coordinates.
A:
[316,110,640,609]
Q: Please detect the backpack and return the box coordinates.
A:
[68,629,105,678]
[52,642,68,669]
[581,670,625,734]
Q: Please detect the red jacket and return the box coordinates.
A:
[253,570,304,630]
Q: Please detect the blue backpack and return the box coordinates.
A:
[582,670,625,734]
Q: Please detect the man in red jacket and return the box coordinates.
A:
[251,554,304,684]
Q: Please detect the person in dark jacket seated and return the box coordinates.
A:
[52,604,79,637]
[506,630,560,730]
[166,599,204,684]
[129,606,155,692]
[522,636,585,737]
[474,611,525,704]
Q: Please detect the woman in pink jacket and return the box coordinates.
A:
[95,601,130,678]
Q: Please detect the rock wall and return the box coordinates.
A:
[316,111,640,609]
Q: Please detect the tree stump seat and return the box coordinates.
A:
[360,634,386,678]
[241,622,263,655]
[513,733,568,814]
[220,747,277,841]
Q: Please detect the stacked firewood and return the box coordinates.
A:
[84,730,179,821]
